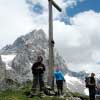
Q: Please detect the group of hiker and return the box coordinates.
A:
[29,55,100,100]
[29,56,65,97]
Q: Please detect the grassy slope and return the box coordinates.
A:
[0,89,67,100]
[0,88,90,100]
[0,82,89,100]
[0,82,66,100]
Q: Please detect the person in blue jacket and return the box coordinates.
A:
[54,66,65,95]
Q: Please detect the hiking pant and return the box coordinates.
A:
[56,80,63,95]
[89,87,96,100]
[32,74,44,92]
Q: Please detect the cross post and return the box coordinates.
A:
[48,0,61,89]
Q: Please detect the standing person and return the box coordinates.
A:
[29,56,45,97]
[54,66,65,95]
[88,73,96,100]
[96,87,100,95]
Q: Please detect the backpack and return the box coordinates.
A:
[43,86,57,96]
[85,77,90,88]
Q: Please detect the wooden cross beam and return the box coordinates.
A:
[48,0,62,89]
[48,0,62,12]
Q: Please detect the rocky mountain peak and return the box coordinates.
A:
[0,29,48,54]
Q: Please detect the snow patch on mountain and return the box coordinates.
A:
[65,74,82,85]
[64,74,88,95]
[84,88,89,96]
[96,73,100,79]
[1,55,16,70]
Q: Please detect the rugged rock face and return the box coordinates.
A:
[0,30,47,54]
[12,51,32,83]
[0,56,5,80]
[0,56,6,89]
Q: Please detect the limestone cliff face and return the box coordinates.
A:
[0,56,5,82]
[0,55,6,89]
[11,51,32,83]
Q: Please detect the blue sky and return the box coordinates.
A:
[31,3,44,14]
[28,0,100,24]
[67,0,100,17]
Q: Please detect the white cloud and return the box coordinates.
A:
[68,62,100,74]
[53,20,81,47]
[70,10,100,35]
[54,10,100,53]
[0,0,34,48]
[70,10,100,48]
[53,10,100,73]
